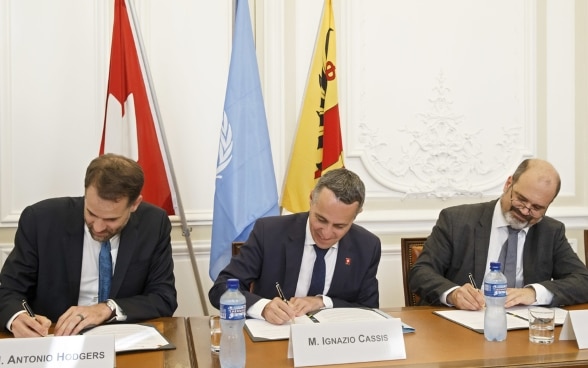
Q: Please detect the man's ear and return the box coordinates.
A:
[130,195,143,212]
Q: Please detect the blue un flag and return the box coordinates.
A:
[209,0,279,280]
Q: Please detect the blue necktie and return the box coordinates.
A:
[307,245,328,296]
[99,240,112,302]
[498,227,520,288]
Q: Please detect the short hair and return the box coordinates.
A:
[512,158,561,197]
[84,153,144,205]
[311,168,365,212]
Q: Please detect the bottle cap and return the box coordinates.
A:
[227,278,239,289]
[490,262,501,270]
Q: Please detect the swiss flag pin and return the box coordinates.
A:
[345,258,351,266]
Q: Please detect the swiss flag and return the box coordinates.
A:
[100,0,176,215]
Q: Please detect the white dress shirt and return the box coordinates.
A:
[247,219,338,319]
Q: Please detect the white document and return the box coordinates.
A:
[245,308,414,341]
[82,324,173,352]
[559,310,588,348]
[434,306,567,333]
[244,316,312,341]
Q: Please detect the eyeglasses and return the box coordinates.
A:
[509,185,546,219]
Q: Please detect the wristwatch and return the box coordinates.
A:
[105,299,117,321]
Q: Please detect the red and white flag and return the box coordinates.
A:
[100,0,176,215]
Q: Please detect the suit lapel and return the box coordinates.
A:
[282,213,307,296]
[110,211,139,296]
[474,200,496,283]
[328,236,350,294]
[64,198,86,303]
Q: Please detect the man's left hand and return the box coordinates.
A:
[54,303,112,336]
[289,296,325,316]
[505,287,536,308]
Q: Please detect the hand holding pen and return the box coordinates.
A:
[275,282,295,323]
[468,272,486,309]
[260,283,295,325]
[11,300,51,338]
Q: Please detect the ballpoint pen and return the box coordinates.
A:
[275,282,295,323]
[468,273,478,290]
[275,282,289,305]
[22,300,36,318]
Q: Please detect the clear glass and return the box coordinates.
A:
[209,315,221,354]
[528,307,555,344]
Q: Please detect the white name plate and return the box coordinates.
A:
[290,318,406,367]
[560,310,588,349]
[0,334,115,368]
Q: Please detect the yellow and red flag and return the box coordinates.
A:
[100,0,176,215]
[281,0,343,213]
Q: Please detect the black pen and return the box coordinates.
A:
[275,282,289,305]
[468,273,478,290]
[22,300,35,318]
[275,282,294,323]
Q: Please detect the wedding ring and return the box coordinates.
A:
[77,314,85,321]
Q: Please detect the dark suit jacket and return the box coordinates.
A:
[209,213,381,310]
[0,197,177,330]
[409,199,588,306]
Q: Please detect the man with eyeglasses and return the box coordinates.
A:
[409,158,588,310]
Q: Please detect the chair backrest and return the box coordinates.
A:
[230,241,254,292]
[584,230,588,265]
[232,241,244,256]
[400,237,427,307]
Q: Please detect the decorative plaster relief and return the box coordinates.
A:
[359,72,522,199]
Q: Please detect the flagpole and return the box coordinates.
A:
[125,0,208,315]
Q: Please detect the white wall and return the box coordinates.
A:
[1,0,587,317]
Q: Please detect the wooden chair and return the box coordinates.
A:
[231,241,254,292]
[584,230,588,265]
[232,241,244,256]
[400,237,427,306]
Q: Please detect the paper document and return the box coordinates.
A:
[434,306,567,334]
[82,323,175,352]
[244,308,414,341]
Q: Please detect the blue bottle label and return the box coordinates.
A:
[220,304,246,320]
[484,283,507,297]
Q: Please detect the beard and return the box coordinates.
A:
[504,207,541,230]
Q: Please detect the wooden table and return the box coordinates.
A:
[0,317,193,368]
[188,305,588,368]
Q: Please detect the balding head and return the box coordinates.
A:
[511,159,561,200]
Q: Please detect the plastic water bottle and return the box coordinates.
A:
[483,261,507,341]
[219,278,246,368]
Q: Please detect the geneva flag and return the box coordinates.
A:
[281,0,344,213]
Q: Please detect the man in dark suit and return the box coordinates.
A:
[410,158,588,310]
[0,153,177,337]
[209,168,381,325]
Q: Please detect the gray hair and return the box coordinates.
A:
[311,168,365,212]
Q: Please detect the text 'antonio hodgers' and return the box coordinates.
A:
[308,333,389,346]
[1,351,106,364]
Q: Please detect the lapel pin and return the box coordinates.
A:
[345,258,351,266]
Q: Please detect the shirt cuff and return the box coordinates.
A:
[107,300,127,322]
[247,298,270,320]
[6,310,26,332]
[526,284,553,305]
[441,286,460,306]
[321,295,333,309]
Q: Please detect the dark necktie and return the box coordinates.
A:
[307,245,328,296]
[498,226,520,288]
[99,240,112,302]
